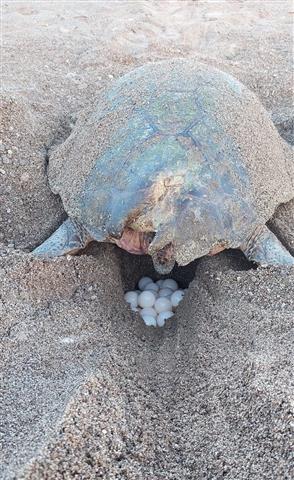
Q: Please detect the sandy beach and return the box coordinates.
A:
[1,1,293,479]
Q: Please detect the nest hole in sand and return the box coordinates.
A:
[119,247,254,291]
[84,241,254,293]
[82,243,254,327]
[119,247,255,327]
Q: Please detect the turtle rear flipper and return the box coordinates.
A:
[32,218,92,257]
[241,225,294,266]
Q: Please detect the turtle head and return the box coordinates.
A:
[111,227,153,255]
[111,227,175,274]
[148,229,176,274]
[150,243,175,274]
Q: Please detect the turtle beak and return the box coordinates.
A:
[150,243,176,274]
[151,252,175,274]
[147,228,176,273]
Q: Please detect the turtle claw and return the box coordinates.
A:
[241,225,294,266]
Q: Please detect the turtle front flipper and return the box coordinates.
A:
[32,218,92,258]
[241,225,294,266]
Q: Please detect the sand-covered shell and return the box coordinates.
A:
[48,59,293,267]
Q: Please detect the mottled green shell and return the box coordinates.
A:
[49,59,293,266]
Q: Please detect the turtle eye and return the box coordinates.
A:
[146,232,155,245]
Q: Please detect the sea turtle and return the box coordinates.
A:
[33,59,294,273]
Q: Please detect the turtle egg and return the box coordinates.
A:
[138,276,153,291]
[140,307,157,319]
[156,279,164,287]
[171,289,185,307]
[124,291,138,307]
[144,282,159,293]
[162,279,178,291]
[157,310,174,327]
[138,291,156,308]
[154,297,172,314]
[142,315,157,327]
[158,288,173,297]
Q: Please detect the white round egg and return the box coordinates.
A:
[138,277,153,291]
[156,279,164,287]
[144,282,159,293]
[162,279,178,291]
[157,310,174,327]
[140,307,157,319]
[171,289,185,307]
[142,315,157,327]
[124,291,138,307]
[154,297,172,314]
[138,291,156,308]
[158,288,173,298]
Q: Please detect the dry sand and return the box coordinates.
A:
[1,1,294,479]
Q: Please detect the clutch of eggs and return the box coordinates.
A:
[124,276,186,327]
